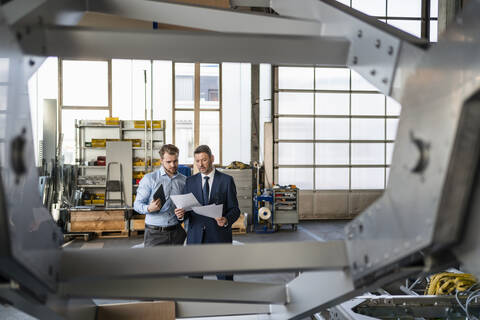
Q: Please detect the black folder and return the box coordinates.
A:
[153,184,166,206]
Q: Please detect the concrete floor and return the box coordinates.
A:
[1,220,348,320]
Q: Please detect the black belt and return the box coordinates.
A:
[145,223,180,232]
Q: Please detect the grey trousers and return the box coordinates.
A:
[144,225,186,247]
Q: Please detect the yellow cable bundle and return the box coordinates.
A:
[426,272,477,295]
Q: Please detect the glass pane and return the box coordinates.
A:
[62,60,108,106]
[278,168,313,190]
[175,63,195,109]
[388,20,422,38]
[430,21,438,42]
[278,143,313,165]
[351,70,378,91]
[352,118,384,140]
[352,143,384,164]
[316,118,349,140]
[351,168,384,189]
[386,118,399,140]
[386,96,401,115]
[278,92,314,115]
[315,67,349,90]
[316,93,349,115]
[0,57,8,83]
[316,168,349,190]
[315,143,349,165]
[386,142,394,165]
[278,118,313,140]
[386,167,391,184]
[200,111,220,164]
[200,64,219,109]
[61,109,109,164]
[153,60,173,143]
[223,63,251,165]
[387,0,421,17]
[112,59,132,120]
[278,67,314,90]
[175,111,194,164]
[131,60,152,120]
[352,0,386,16]
[351,93,385,115]
[431,0,438,18]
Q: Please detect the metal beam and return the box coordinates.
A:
[59,277,287,304]
[230,0,271,8]
[20,26,349,65]
[59,241,348,281]
[176,301,270,318]
[89,0,322,36]
[2,0,86,26]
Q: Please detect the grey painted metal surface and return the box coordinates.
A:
[176,301,270,318]
[345,0,480,286]
[59,241,348,281]
[0,7,63,296]
[90,0,322,36]
[60,277,287,304]
[1,0,480,319]
[22,26,350,65]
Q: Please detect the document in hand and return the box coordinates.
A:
[192,204,223,219]
[170,193,201,211]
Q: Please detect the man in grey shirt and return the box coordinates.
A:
[134,144,186,247]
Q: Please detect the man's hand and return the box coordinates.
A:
[215,217,228,227]
[174,208,185,220]
[147,199,162,213]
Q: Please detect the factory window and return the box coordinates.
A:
[173,63,251,166]
[340,0,438,41]
[59,59,111,164]
[273,0,438,191]
[274,66,397,190]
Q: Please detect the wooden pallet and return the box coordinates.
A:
[232,227,246,235]
[95,230,129,238]
[232,214,247,235]
[64,232,94,242]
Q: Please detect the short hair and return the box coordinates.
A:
[159,144,179,159]
[194,145,212,157]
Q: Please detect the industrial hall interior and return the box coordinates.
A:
[2,0,480,319]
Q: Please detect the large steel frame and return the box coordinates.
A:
[1,0,480,319]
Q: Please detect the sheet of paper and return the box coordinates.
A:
[192,204,223,219]
[170,193,201,211]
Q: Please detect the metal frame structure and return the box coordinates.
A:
[1,0,480,319]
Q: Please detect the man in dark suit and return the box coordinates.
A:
[174,145,240,280]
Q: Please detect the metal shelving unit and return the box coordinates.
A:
[76,119,166,204]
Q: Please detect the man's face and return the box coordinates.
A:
[162,153,179,176]
[194,152,214,174]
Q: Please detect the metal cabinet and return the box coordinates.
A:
[219,169,252,219]
[273,187,299,231]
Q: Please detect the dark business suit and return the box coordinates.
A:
[183,170,240,244]
[182,170,240,280]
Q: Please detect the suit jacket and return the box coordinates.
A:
[182,170,240,244]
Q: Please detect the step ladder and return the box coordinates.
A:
[105,162,125,208]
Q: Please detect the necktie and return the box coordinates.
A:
[203,176,210,206]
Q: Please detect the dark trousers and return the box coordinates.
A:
[144,225,186,247]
